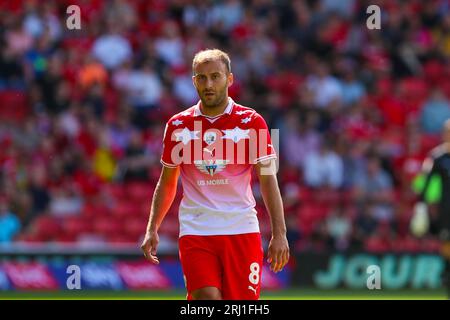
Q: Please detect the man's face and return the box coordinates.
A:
[192,60,233,108]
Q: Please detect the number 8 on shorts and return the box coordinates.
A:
[249,262,260,285]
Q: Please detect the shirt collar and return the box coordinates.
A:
[193,97,234,118]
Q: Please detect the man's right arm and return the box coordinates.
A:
[141,165,180,264]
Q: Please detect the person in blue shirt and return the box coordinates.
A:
[0,198,21,244]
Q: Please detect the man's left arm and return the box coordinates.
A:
[255,159,290,273]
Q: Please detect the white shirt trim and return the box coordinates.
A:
[193,97,234,118]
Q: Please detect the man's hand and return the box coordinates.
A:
[140,231,160,264]
[267,234,289,273]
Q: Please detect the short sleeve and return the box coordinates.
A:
[160,120,180,168]
[251,113,277,164]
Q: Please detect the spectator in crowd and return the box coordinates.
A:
[48,182,83,217]
[92,126,117,182]
[120,130,153,182]
[338,64,366,107]
[354,201,380,244]
[0,46,25,89]
[172,65,199,106]
[420,89,450,134]
[325,206,353,251]
[354,155,395,222]
[26,164,50,226]
[92,23,132,70]
[303,138,344,189]
[281,110,321,169]
[125,61,163,128]
[306,62,343,109]
[154,20,185,68]
[0,197,21,243]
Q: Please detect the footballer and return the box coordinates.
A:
[141,49,289,300]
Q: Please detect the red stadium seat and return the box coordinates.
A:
[423,60,445,85]
[123,217,147,242]
[421,238,441,252]
[111,200,143,217]
[81,203,111,217]
[440,79,450,100]
[92,217,123,237]
[391,236,421,252]
[62,216,93,238]
[126,182,154,202]
[104,183,127,201]
[104,87,119,124]
[365,236,391,253]
[0,90,28,122]
[107,234,136,244]
[297,205,322,237]
[54,233,78,243]
[314,188,341,207]
[32,215,62,241]
[399,77,429,111]
[158,215,179,239]
[15,232,42,243]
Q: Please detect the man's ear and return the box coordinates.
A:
[192,76,196,88]
[227,72,234,87]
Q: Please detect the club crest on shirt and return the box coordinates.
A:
[194,159,229,176]
[203,131,217,145]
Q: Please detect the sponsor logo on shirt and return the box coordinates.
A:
[194,159,229,176]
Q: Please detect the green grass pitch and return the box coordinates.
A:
[0,289,447,300]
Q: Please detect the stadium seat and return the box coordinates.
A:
[104,183,127,201]
[62,216,93,238]
[421,238,441,252]
[15,232,42,243]
[0,90,28,122]
[111,200,144,217]
[440,79,450,99]
[81,202,111,217]
[54,233,78,243]
[107,234,136,244]
[125,182,154,202]
[123,217,147,242]
[158,215,179,239]
[92,217,123,237]
[399,77,429,111]
[391,236,421,252]
[104,87,119,123]
[32,215,62,241]
[297,205,322,237]
[365,236,391,253]
[423,60,445,85]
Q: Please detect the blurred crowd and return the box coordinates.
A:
[1,0,450,253]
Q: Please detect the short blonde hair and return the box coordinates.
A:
[192,49,231,75]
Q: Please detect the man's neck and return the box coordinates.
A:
[200,97,229,117]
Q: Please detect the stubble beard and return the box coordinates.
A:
[199,85,228,109]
